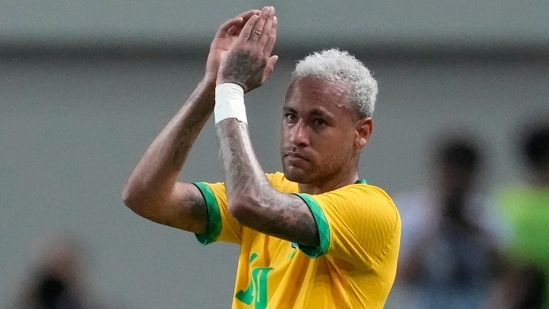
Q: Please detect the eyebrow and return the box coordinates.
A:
[282,106,330,117]
[310,109,326,116]
[282,106,296,113]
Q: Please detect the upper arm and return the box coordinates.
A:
[124,181,209,234]
[164,182,209,233]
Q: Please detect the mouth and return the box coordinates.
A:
[284,151,309,163]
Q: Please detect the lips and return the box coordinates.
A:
[285,151,309,162]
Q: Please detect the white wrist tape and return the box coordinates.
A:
[214,83,247,124]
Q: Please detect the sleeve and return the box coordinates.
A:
[192,173,296,245]
[192,182,242,245]
[296,185,401,268]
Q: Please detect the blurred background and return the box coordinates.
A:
[1,1,548,308]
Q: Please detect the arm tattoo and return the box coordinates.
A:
[185,190,208,223]
[171,81,215,165]
[258,194,319,246]
[165,188,208,234]
[217,120,319,246]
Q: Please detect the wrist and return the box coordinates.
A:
[214,83,247,124]
[216,78,246,93]
[201,74,217,88]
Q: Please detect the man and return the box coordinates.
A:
[387,135,505,309]
[484,121,549,309]
[122,6,400,308]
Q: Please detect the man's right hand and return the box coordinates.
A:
[204,9,261,84]
[216,6,278,93]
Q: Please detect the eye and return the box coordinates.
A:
[285,113,297,122]
[313,118,326,126]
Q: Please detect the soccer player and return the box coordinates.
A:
[122,6,401,308]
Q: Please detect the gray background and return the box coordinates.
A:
[2,1,549,308]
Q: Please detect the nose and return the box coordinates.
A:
[289,120,309,147]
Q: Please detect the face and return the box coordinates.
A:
[280,76,371,186]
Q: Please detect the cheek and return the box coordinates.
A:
[314,128,355,149]
[325,131,356,156]
[327,147,352,165]
[279,125,288,145]
[315,137,353,164]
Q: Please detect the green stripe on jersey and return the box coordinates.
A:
[294,193,330,257]
[193,182,222,245]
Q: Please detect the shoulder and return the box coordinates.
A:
[313,183,400,227]
[313,184,401,266]
[327,183,396,207]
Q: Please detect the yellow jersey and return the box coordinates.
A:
[193,172,401,309]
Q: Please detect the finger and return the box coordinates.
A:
[239,14,260,42]
[237,9,261,19]
[250,7,270,41]
[216,16,243,38]
[261,14,277,56]
[226,25,238,36]
[216,10,260,38]
[262,55,279,84]
[258,7,274,44]
[233,9,261,36]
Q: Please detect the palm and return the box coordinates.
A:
[205,38,236,80]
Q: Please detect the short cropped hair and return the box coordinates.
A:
[290,48,378,118]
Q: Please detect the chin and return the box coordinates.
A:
[283,167,311,184]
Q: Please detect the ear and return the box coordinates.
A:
[355,118,373,148]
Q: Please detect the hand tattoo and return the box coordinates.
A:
[221,50,266,92]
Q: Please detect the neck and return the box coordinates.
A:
[298,172,360,195]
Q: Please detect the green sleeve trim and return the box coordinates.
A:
[294,193,330,257]
[193,182,222,245]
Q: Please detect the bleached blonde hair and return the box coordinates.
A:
[290,48,378,118]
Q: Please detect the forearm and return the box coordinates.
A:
[123,78,215,214]
[216,119,276,217]
[216,119,268,201]
[215,119,318,246]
